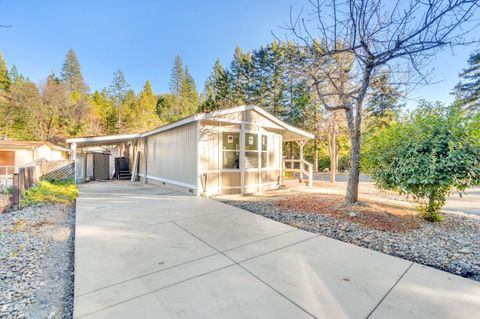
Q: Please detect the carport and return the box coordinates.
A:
[67,134,139,183]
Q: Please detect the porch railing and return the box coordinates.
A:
[282,159,313,187]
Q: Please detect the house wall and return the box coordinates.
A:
[142,122,197,193]
[13,149,34,166]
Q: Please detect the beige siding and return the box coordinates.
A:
[146,122,197,187]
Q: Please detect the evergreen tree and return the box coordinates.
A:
[454,50,480,112]
[169,55,184,95]
[230,46,247,105]
[137,80,161,130]
[0,52,11,92]
[9,65,24,85]
[61,49,86,93]
[108,70,129,107]
[180,66,198,116]
[108,70,130,132]
[201,60,232,111]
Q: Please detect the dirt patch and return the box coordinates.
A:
[276,194,420,232]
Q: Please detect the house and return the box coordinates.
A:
[0,140,71,186]
[66,105,314,196]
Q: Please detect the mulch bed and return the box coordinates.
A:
[276,194,420,232]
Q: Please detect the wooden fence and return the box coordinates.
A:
[10,160,74,210]
[11,166,40,210]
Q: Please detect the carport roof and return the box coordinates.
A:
[66,134,140,147]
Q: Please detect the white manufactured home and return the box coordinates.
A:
[67,105,313,196]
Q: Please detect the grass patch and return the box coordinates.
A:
[21,180,78,207]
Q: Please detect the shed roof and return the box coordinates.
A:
[0,140,71,152]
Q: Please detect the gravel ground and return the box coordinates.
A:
[219,196,480,282]
[0,204,75,319]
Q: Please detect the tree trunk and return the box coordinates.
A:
[345,129,360,204]
[314,135,319,173]
[328,111,337,184]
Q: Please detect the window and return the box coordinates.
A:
[245,133,258,150]
[261,135,267,168]
[222,132,240,169]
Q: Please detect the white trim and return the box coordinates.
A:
[66,134,139,144]
[142,175,197,190]
[141,115,197,137]
[139,105,313,140]
[195,121,201,196]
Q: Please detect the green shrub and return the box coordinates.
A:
[362,103,480,221]
[21,180,78,207]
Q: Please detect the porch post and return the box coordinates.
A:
[143,137,148,184]
[298,140,304,183]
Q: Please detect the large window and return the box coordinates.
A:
[222,132,240,169]
[261,135,267,168]
[245,133,258,168]
[244,133,268,169]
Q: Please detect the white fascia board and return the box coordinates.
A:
[66,134,140,144]
[251,106,314,140]
[198,104,314,140]
[140,114,198,137]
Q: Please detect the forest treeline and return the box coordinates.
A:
[0,42,478,170]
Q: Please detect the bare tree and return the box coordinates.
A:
[287,0,480,204]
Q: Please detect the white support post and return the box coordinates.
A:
[143,137,148,184]
[257,125,261,193]
[298,141,305,183]
[240,123,245,195]
[195,121,202,197]
[308,165,313,187]
[71,143,77,183]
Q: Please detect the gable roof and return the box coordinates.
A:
[141,105,314,140]
[0,140,71,152]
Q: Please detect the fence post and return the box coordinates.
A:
[12,173,19,210]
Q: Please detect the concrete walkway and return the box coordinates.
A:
[74,182,480,319]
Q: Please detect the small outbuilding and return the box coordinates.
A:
[67,105,314,196]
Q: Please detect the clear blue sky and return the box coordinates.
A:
[1,0,477,107]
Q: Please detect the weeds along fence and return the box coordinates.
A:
[10,160,75,210]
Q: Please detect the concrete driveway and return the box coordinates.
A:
[74,182,480,319]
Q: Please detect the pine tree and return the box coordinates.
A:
[201,60,232,111]
[179,66,198,116]
[9,65,24,85]
[108,70,129,107]
[454,50,480,112]
[61,49,86,93]
[267,41,286,116]
[230,46,247,105]
[0,52,11,92]
[169,55,184,96]
[137,80,161,130]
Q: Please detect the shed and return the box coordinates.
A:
[67,105,314,195]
